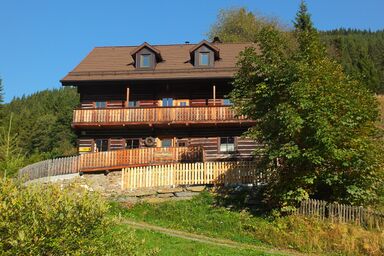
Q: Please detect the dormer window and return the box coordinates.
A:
[131,42,163,70]
[189,40,220,68]
[140,54,151,68]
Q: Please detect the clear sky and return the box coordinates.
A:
[0,0,383,102]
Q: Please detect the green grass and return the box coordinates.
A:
[110,192,268,246]
[126,227,277,256]
[110,192,384,256]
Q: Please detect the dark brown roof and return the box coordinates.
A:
[61,42,256,84]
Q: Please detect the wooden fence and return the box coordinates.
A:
[18,146,203,182]
[121,161,266,190]
[297,199,384,230]
[18,156,79,181]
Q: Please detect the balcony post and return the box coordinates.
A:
[213,84,217,120]
[125,86,130,107]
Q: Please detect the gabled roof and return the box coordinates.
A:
[61,42,257,84]
[189,40,220,59]
[130,42,163,62]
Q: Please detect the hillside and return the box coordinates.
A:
[2,87,79,160]
[320,29,384,93]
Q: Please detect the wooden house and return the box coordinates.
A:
[61,40,259,168]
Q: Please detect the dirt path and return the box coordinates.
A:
[121,219,309,256]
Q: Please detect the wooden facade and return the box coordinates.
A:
[62,41,259,170]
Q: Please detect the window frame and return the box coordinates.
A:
[95,101,107,108]
[140,54,151,68]
[218,137,236,153]
[126,138,140,149]
[193,45,214,68]
[94,139,109,152]
[162,98,174,107]
[199,52,209,66]
[128,100,139,107]
[161,138,173,148]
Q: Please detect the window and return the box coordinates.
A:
[199,52,209,65]
[162,98,173,107]
[95,101,107,108]
[177,142,186,147]
[223,99,232,106]
[161,139,172,148]
[179,101,188,107]
[219,137,235,153]
[126,139,140,149]
[95,139,109,152]
[128,101,139,107]
[140,54,151,68]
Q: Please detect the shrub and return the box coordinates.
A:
[0,178,150,255]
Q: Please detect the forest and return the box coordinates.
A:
[0,11,383,177]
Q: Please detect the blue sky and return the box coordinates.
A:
[0,0,383,102]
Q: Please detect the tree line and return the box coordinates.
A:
[208,8,384,93]
[0,84,79,177]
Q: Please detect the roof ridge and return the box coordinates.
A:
[94,42,253,49]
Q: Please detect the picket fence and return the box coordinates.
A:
[121,161,266,190]
[297,199,384,230]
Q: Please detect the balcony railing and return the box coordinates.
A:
[72,106,253,126]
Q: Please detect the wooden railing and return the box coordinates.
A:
[18,156,79,182]
[297,199,384,230]
[18,146,203,181]
[121,161,266,190]
[79,146,203,172]
[72,106,251,125]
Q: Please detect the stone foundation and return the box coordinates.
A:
[30,170,208,204]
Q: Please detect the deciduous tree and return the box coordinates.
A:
[231,2,384,210]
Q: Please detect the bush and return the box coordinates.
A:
[0,178,150,255]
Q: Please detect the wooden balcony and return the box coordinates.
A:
[72,106,255,128]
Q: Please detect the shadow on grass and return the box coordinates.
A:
[212,184,270,217]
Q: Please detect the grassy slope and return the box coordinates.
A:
[110,193,267,246]
[127,227,276,256]
[110,192,384,255]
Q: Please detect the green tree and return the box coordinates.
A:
[321,29,384,93]
[207,7,287,43]
[230,2,384,211]
[208,7,384,93]
[1,87,79,160]
[0,114,25,178]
